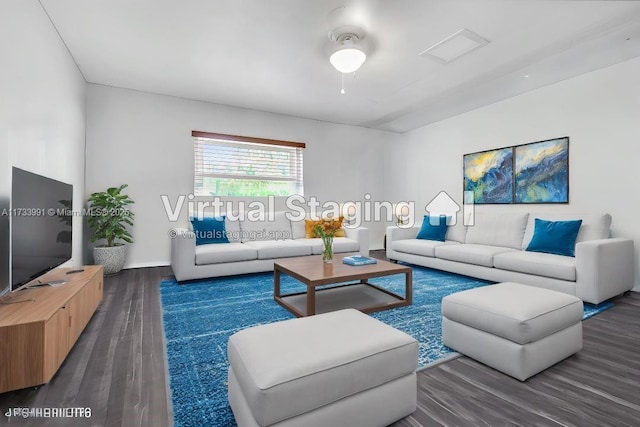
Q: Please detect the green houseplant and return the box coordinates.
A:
[87,184,135,275]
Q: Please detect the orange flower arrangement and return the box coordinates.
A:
[313,218,343,238]
[314,217,344,263]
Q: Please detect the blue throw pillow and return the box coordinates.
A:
[190,216,230,245]
[526,218,582,257]
[416,215,448,242]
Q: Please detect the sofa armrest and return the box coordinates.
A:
[575,238,634,304]
[170,228,196,281]
[386,226,420,260]
[345,227,369,256]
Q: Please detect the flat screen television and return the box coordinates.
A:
[10,167,73,291]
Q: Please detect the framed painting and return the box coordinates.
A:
[463,147,513,204]
[514,137,569,204]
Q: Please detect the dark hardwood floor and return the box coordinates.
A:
[392,291,640,427]
[0,266,174,427]
[1,257,638,427]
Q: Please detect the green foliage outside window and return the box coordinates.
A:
[202,177,292,197]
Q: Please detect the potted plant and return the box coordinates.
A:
[87,184,135,275]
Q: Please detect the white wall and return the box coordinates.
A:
[86,85,398,267]
[385,57,640,291]
[0,0,86,294]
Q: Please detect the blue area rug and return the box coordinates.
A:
[160,265,613,427]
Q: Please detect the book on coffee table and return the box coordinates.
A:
[342,255,378,266]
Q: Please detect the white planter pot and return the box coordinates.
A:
[93,244,127,275]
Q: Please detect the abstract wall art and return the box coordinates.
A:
[463,137,569,204]
[463,147,513,204]
[514,137,569,203]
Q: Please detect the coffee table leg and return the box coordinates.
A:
[406,270,412,305]
[307,286,315,316]
[274,269,281,298]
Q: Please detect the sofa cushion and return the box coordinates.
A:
[526,218,583,257]
[392,239,458,258]
[227,309,418,426]
[416,215,448,241]
[239,211,293,242]
[435,244,517,267]
[493,251,576,281]
[225,214,242,243]
[522,213,611,249]
[465,213,529,249]
[244,240,312,259]
[290,218,306,240]
[445,215,467,243]
[441,283,583,345]
[189,211,242,243]
[300,237,359,255]
[195,242,257,265]
[190,216,230,245]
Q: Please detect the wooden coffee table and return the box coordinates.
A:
[274,253,412,317]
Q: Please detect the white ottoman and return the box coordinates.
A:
[227,309,418,427]
[442,282,583,381]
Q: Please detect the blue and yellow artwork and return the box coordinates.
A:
[515,137,569,203]
[463,147,513,204]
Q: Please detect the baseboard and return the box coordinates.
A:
[123,261,171,269]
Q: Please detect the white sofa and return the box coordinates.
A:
[171,212,369,282]
[386,212,634,304]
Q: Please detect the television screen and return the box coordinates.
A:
[11,167,73,291]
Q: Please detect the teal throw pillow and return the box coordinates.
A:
[416,215,448,242]
[526,218,582,257]
[190,216,230,245]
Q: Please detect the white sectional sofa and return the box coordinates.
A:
[386,212,634,304]
[171,212,369,281]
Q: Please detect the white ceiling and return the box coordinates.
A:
[40,0,640,133]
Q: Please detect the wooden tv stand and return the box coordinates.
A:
[0,265,103,394]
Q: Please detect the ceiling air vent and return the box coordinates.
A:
[420,29,490,64]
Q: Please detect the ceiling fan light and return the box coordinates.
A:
[330,47,366,74]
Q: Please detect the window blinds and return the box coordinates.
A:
[193,132,304,197]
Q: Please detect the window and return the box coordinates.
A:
[193,131,305,197]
